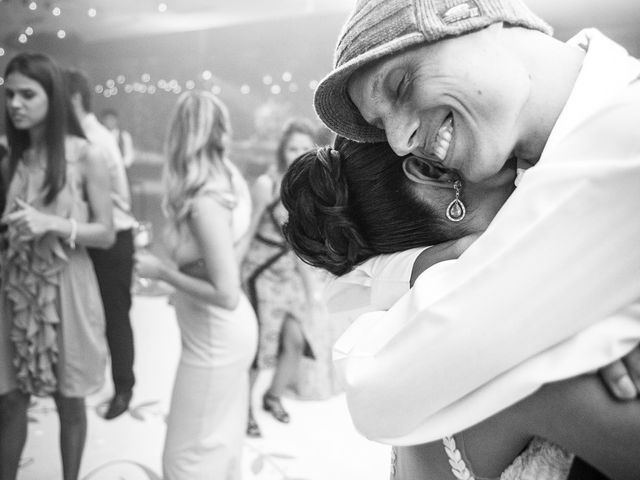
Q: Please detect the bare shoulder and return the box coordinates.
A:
[190,191,233,221]
[66,136,108,182]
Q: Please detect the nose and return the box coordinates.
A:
[7,95,21,110]
[384,113,420,157]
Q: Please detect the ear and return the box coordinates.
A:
[402,156,456,187]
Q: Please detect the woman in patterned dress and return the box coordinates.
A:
[241,119,321,436]
[0,53,114,480]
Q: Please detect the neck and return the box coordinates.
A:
[75,105,89,123]
[505,27,585,163]
[29,123,46,148]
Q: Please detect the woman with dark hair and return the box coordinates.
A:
[280,137,640,479]
[281,137,510,277]
[0,53,114,480]
[0,142,7,217]
[241,118,322,436]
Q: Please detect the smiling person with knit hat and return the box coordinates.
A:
[307,0,640,476]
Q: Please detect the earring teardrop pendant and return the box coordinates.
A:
[446,198,466,222]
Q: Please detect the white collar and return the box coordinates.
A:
[543,29,640,155]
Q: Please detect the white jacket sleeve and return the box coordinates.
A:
[336,83,640,443]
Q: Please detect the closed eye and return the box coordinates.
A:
[396,74,408,99]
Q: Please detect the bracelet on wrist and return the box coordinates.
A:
[67,218,77,249]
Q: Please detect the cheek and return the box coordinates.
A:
[33,98,49,123]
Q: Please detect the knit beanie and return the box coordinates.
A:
[314,0,552,143]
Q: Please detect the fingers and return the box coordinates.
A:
[2,199,32,225]
[14,198,31,209]
[2,209,27,225]
[600,359,638,400]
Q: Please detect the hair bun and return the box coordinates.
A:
[281,146,374,276]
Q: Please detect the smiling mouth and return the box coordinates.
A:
[431,113,454,162]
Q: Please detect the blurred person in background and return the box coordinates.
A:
[0,141,7,216]
[135,91,257,480]
[240,118,325,437]
[0,52,114,480]
[65,69,137,420]
[100,108,135,169]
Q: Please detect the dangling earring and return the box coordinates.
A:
[446,179,466,222]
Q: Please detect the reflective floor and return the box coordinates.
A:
[19,296,389,480]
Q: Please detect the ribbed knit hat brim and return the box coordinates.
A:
[314,0,553,143]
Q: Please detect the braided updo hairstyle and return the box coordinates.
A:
[281,136,451,276]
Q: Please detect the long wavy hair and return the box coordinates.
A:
[281,137,453,276]
[4,53,85,204]
[163,91,232,241]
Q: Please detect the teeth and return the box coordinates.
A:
[432,115,453,162]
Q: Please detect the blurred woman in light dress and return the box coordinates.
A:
[136,91,257,480]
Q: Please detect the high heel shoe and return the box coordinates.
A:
[262,392,290,423]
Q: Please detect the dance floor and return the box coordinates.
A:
[18,295,390,480]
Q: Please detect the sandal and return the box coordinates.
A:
[262,392,290,423]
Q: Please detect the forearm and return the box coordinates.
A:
[159,263,240,310]
[531,375,640,480]
[295,255,320,302]
[47,214,115,249]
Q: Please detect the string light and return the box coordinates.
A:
[0,78,4,87]
[18,34,28,44]
[93,70,320,98]
[0,48,5,57]
[28,1,37,11]
[158,2,167,13]
[87,8,97,17]
[52,6,61,16]
[25,27,34,36]
[57,29,66,39]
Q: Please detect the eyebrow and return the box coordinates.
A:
[5,87,36,93]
